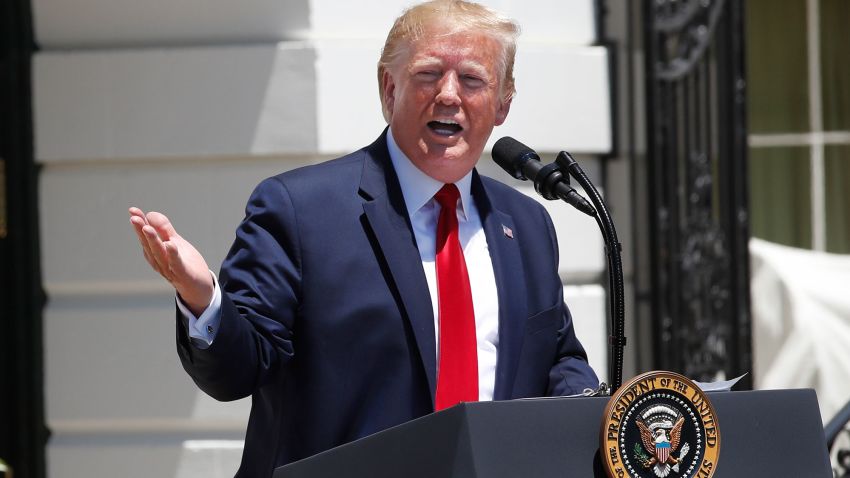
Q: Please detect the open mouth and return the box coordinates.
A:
[428,120,463,136]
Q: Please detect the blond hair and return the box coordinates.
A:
[377,0,520,121]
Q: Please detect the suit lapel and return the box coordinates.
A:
[473,174,528,400]
[357,138,529,403]
[359,134,437,405]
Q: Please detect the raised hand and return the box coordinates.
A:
[129,207,214,316]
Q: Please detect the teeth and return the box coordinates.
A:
[428,119,462,136]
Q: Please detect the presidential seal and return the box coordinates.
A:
[600,371,720,478]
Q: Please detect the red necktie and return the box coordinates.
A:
[433,184,478,411]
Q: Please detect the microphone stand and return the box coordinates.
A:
[556,151,626,394]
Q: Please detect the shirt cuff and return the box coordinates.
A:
[175,271,222,350]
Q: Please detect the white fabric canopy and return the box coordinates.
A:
[751,238,850,422]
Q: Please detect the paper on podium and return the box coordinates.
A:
[695,373,748,392]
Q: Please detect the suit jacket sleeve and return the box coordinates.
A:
[540,204,600,396]
[176,177,300,401]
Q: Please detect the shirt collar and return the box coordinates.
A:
[386,127,474,220]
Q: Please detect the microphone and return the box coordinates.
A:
[491,137,596,217]
[493,136,627,392]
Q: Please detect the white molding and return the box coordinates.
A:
[50,419,246,435]
[182,441,245,451]
[807,0,826,251]
[36,43,611,160]
[34,0,596,49]
[749,131,850,147]
[45,279,173,297]
[34,43,319,161]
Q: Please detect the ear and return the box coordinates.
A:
[494,95,512,126]
[382,69,396,119]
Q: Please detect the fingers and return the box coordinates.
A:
[142,223,173,280]
[129,207,174,281]
[129,208,150,248]
[128,207,147,222]
[128,208,212,309]
[164,241,185,277]
[129,208,159,271]
[146,211,179,241]
[144,211,179,281]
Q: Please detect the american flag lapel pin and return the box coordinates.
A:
[502,225,514,239]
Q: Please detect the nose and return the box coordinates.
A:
[435,72,461,106]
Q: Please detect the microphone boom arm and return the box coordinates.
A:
[556,151,626,394]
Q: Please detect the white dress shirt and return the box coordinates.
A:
[177,127,501,400]
[386,128,500,401]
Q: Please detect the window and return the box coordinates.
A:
[747,0,850,252]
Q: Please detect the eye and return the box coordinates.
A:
[461,74,486,88]
[415,70,440,81]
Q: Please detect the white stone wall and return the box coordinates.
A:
[34,1,612,476]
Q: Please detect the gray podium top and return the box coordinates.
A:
[276,389,831,478]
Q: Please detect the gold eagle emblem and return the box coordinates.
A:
[635,407,690,477]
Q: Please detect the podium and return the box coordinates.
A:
[274,389,832,477]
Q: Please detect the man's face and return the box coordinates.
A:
[382,25,512,184]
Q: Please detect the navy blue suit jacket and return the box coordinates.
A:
[176,131,598,477]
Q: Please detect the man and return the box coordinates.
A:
[130,0,598,476]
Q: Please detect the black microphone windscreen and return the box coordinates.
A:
[492,136,537,180]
